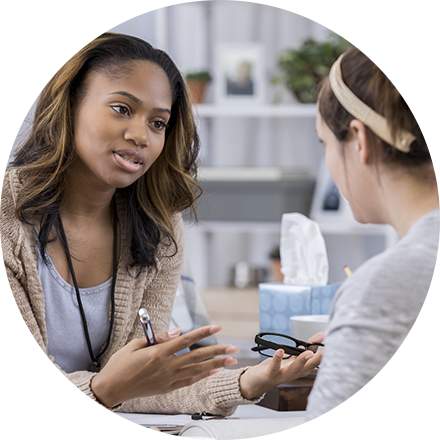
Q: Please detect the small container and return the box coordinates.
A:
[230,262,268,288]
[290,314,329,341]
[234,261,250,289]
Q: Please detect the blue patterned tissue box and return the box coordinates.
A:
[258,282,341,335]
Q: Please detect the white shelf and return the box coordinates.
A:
[184,220,282,234]
[316,218,396,236]
[198,166,311,182]
[185,218,397,239]
[193,103,317,118]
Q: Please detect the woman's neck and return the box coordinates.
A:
[62,169,116,225]
[382,167,439,237]
[62,190,114,224]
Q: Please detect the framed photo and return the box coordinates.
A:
[310,159,353,223]
[214,43,265,104]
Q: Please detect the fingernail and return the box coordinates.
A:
[209,325,222,335]
[225,346,239,354]
[223,357,238,367]
[305,352,314,360]
[209,368,221,376]
[277,350,284,358]
[168,327,182,338]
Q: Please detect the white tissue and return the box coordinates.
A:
[280,213,328,286]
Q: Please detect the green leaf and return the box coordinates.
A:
[185,71,212,82]
[274,33,351,102]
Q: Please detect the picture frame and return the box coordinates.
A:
[310,159,354,223]
[214,43,265,104]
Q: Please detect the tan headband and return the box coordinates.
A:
[328,55,415,153]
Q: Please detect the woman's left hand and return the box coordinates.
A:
[239,333,324,400]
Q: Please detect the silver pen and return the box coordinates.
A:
[138,308,157,346]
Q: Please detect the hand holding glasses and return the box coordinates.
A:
[251,332,324,359]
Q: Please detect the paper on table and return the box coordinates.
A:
[0,412,191,438]
[0,405,305,440]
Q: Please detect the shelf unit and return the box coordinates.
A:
[155,0,422,286]
[193,103,317,118]
[147,1,324,174]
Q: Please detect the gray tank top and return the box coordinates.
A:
[35,230,112,373]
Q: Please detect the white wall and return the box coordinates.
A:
[0,0,155,160]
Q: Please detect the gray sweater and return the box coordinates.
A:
[306,209,439,420]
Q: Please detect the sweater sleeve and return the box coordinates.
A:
[117,367,262,416]
[143,213,186,334]
[306,222,437,421]
[0,261,110,427]
[116,215,263,415]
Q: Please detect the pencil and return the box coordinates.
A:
[343,265,352,278]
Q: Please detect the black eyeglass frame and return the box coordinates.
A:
[251,332,325,359]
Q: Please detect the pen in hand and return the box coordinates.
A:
[139,308,157,346]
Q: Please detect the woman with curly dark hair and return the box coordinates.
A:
[2,32,321,414]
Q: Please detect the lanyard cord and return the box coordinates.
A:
[57,197,118,370]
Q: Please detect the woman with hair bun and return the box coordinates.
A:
[1,32,321,415]
[306,46,439,420]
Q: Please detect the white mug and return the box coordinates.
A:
[290,314,329,341]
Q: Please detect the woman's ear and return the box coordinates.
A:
[349,119,370,164]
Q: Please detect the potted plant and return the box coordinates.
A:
[185,71,212,104]
[272,34,351,103]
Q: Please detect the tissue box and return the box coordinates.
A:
[259,282,340,335]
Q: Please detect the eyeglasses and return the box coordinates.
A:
[251,332,324,359]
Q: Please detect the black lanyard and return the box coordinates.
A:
[57,197,118,370]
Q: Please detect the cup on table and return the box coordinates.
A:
[290,315,329,342]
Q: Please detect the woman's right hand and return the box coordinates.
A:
[238,331,325,400]
[91,325,238,408]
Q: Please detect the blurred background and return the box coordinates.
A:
[12,1,398,346]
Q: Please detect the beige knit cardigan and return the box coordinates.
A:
[1,168,260,415]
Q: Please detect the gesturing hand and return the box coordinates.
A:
[239,331,325,400]
[91,325,238,408]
